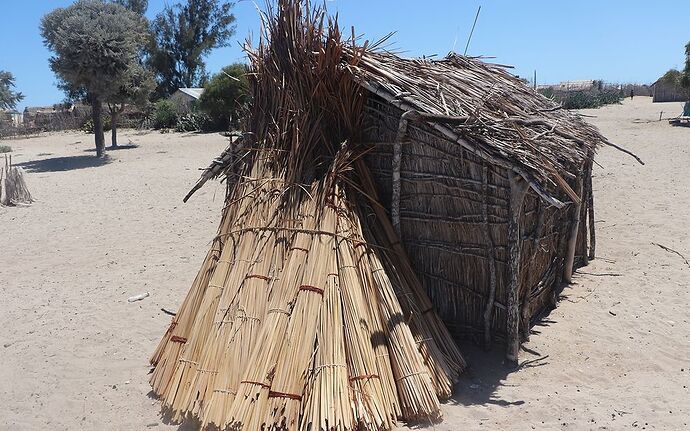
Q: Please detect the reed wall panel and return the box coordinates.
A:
[362,92,592,346]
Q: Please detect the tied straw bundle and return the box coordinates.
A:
[0,155,34,206]
[150,1,466,429]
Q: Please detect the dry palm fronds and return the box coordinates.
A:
[151,161,462,429]
[152,186,462,428]
[335,214,394,429]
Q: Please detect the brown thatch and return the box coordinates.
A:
[0,155,34,206]
[151,2,465,430]
[153,0,620,429]
[187,40,614,353]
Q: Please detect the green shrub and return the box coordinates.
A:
[81,116,112,133]
[538,88,623,109]
[151,99,178,129]
[0,145,12,153]
[198,63,249,131]
[175,112,211,132]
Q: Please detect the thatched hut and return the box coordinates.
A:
[353,53,602,361]
[152,2,632,429]
[192,51,617,363]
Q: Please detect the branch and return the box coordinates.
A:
[652,242,690,268]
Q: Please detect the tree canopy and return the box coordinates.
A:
[107,62,156,147]
[0,71,24,111]
[149,0,236,97]
[41,0,151,156]
[198,63,249,130]
[682,42,690,89]
[659,69,683,86]
[112,0,148,15]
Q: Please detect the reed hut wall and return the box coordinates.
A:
[362,93,593,347]
[652,82,689,103]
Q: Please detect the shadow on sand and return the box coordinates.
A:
[147,390,201,431]
[83,144,139,153]
[441,304,564,414]
[16,154,112,173]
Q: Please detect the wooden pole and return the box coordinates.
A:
[587,161,596,261]
[564,173,585,283]
[506,174,528,364]
[481,164,498,350]
[463,6,481,56]
[391,112,412,237]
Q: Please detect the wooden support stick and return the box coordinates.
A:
[481,165,498,350]
[506,174,528,364]
[564,174,585,283]
[587,161,596,261]
[391,111,413,236]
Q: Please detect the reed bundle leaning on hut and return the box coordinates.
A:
[149,2,466,429]
[153,158,463,429]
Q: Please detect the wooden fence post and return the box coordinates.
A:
[564,173,585,283]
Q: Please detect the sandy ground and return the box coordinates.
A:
[1,97,689,430]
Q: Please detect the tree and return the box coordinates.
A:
[107,0,154,147]
[107,63,155,147]
[682,42,690,89]
[198,63,249,130]
[0,71,24,110]
[149,0,236,97]
[41,0,150,157]
[112,0,148,15]
[659,69,682,86]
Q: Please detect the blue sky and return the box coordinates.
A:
[1,1,688,110]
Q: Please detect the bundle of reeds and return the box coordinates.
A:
[152,172,463,429]
[149,1,466,429]
[0,155,33,206]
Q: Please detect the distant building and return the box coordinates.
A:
[651,78,689,103]
[20,104,89,130]
[538,80,598,92]
[0,109,23,127]
[169,88,204,112]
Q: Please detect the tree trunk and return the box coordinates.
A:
[92,98,105,157]
[111,109,119,148]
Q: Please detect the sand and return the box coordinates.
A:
[1,97,689,430]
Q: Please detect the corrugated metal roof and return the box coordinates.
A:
[178,88,205,99]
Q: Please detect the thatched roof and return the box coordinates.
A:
[346,51,610,206]
[189,48,630,207]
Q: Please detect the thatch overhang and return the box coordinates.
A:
[190,50,621,210]
[346,51,606,208]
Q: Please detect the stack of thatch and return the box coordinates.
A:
[150,1,464,429]
[151,156,465,429]
[0,155,33,206]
